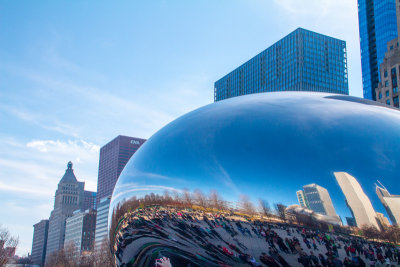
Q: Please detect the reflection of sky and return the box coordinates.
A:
[112,92,400,225]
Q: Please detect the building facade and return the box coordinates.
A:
[64,209,96,255]
[357,0,398,100]
[214,27,348,102]
[376,183,400,225]
[46,162,85,260]
[84,191,97,211]
[94,196,111,250]
[296,190,309,208]
[303,184,338,219]
[31,219,49,266]
[376,212,391,230]
[96,135,146,208]
[334,172,379,228]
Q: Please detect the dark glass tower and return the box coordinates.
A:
[96,135,146,208]
[358,0,398,100]
[214,28,348,102]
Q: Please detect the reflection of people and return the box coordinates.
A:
[155,257,172,267]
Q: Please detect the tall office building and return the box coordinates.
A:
[46,162,85,259]
[31,219,49,266]
[96,135,146,208]
[214,27,348,102]
[376,183,400,225]
[376,212,391,230]
[83,191,97,211]
[357,0,398,100]
[334,172,379,228]
[64,209,96,255]
[303,184,338,219]
[296,190,309,208]
[94,196,111,250]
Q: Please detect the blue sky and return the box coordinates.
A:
[0,0,361,255]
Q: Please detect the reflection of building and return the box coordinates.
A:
[46,162,85,259]
[346,217,357,227]
[214,27,348,102]
[285,205,342,225]
[94,196,111,250]
[296,190,309,208]
[96,135,146,208]
[376,212,391,230]
[334,172,379,228]
[376,183,400,225]
[303,184,338,218]
[64,209,96,255]
[357,0,398,100]
[31,219,49,266]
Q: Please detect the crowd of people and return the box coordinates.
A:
[112,205,400,267]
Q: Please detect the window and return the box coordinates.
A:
[385,80,389,87]
[379,92,382,99]
[393,87,398,94]
[386,90,390,97]
[394,96,399,108]
[384,70,388,77]
[386,99,391,105]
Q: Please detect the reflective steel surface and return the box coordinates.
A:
[109,92,400,266]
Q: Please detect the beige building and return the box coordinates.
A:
[376,212,391,230]
[334,172,379,229]
[376,183,400,226]
[375,0,400,108]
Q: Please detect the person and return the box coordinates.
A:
[309,251,319,266]
[155,257,172,267]
[298,252,312,267]
[259,252,280,267]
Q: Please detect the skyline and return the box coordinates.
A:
[0,0,370,256]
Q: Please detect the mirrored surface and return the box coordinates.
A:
[109,92,400,266]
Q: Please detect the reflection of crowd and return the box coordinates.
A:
[113,205,400,267]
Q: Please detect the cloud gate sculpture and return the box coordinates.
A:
[109,92,400,266]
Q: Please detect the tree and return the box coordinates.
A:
[239,195,255,215]
[0,224,18,267]
[274,203,287,222]
[382,225,400,244]
[258,199,271,218]
[193,189,207,208]
[209,190,225,210]
[360,224,380,240]
[182,189,193,207]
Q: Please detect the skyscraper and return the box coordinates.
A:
[31,219,49,266]
[46,162,85,260]
[376,182,400,225]
[302,184,338,219]
[296,190,309,208]
[94,196,111,250]
[334,172,379,228]
[357,0,398,100]
[64,209,96,255]
[96,135,146,208]
[83,191,96,211]
[214,27,348,102]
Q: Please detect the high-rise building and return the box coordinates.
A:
[94,196,111,250]
[334,172,379,228]
[64,209,96,255]
[31,219,49,266]
[46,162,85,260]
[376,212,391,230]
[214,27,348,102]
[303,184,338,219]
[96,135,146,208]
[376,183,400,225]
[357,0,398,100]
[346,217,357,227]
[84,191,97,211]
[296,190,309,208]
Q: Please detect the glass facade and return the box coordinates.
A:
[94,196,111,250]
[214,28,348,102]
[96,135,146,208]
[358,0,398,100]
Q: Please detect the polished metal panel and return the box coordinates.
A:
[109,92,400,266]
